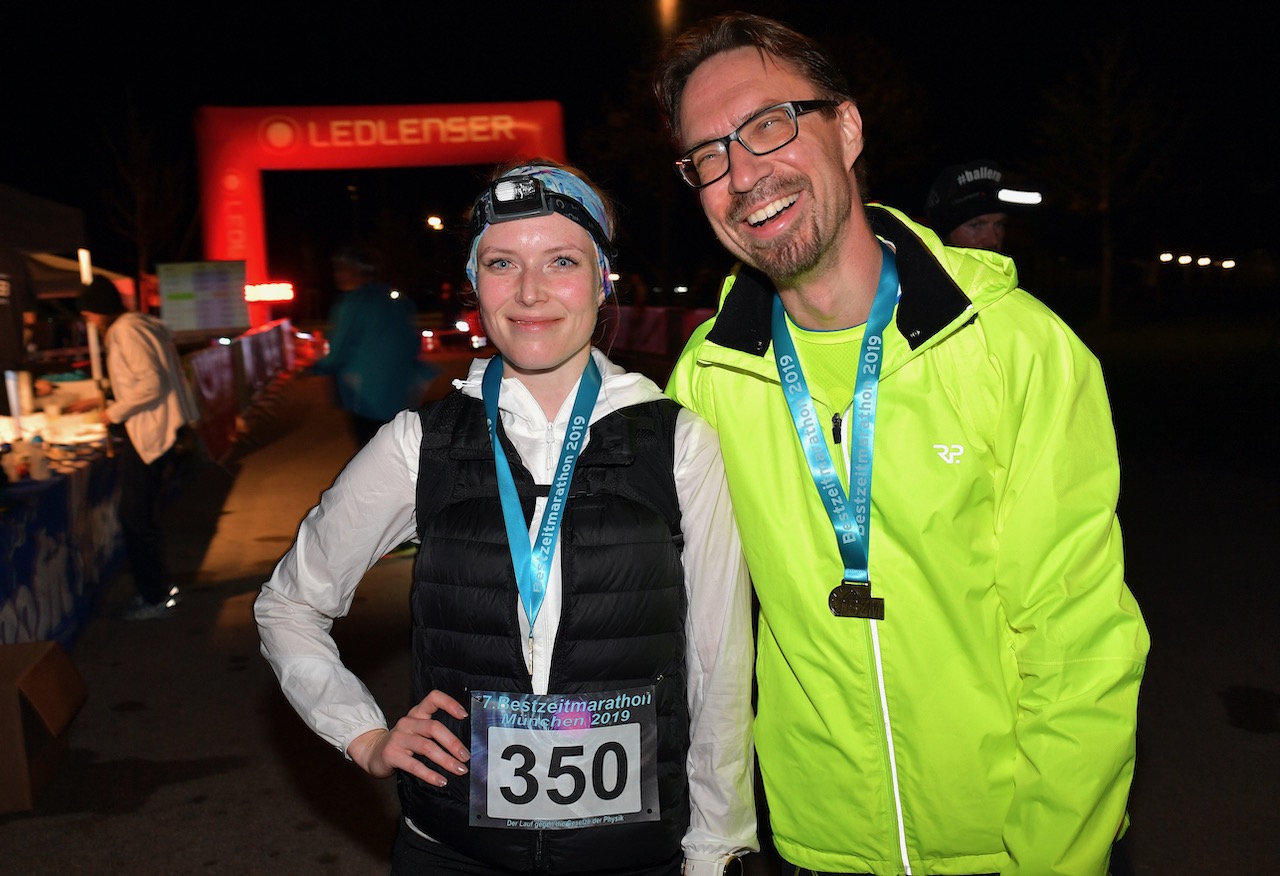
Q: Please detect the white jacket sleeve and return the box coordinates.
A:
[674,408,760,864]
[254,410,422,755]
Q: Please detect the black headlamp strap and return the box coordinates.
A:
[471,177,618,264]
[544,193,618,264]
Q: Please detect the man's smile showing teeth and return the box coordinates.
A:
[747,193,799,227]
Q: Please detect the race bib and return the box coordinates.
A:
[468,686,659,830]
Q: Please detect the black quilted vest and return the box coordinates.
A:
[398,391,689,873]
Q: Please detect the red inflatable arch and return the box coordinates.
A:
[195,100,566,305]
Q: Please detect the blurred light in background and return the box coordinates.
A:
[659,0,678,36]
[1159,252,1237,270]
[77,248,93,285]
[245,282,294,302]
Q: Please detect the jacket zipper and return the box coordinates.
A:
[837,399,911,872]
[870,622,912,873]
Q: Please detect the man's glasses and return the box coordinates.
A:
[673,100,839,188]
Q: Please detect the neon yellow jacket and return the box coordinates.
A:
[666,206,1149,875]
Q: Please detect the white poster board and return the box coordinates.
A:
[157,261,249,333]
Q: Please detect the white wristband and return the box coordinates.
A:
[681,856,741,876]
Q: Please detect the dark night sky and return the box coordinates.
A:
[1,1,1274,307]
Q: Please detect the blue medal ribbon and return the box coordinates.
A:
[771,241,899,594]
[482,355,602,633]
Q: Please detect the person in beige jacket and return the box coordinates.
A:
[68,275,200,620]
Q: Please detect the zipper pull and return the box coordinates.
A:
[832,413,843,445]
[546,423,556,478]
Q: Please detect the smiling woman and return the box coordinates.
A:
[254,158,760,875]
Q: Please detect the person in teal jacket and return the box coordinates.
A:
[311,244,435,447]
[653,12,1149,876]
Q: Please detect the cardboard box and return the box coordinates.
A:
[0,641,87,813]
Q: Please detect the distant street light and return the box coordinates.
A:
[1159,251,1237,270]
[659,0,678,36]
[427,215,443,231]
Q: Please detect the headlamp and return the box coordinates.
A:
[470,174,618,264]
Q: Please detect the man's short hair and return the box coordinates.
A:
[77,274,126,315]
[652,12,853,149]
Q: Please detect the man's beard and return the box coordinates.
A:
[743,213,824,283]
[727,176,845,285]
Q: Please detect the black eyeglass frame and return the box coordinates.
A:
[673,100,841,189]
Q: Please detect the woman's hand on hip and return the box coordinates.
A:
[346,689,471,784]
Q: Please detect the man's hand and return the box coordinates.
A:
[347,689,471,784]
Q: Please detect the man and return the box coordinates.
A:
[654,13,1148,876]
[67,275,200,620]
[310,244,434,448]
[924,159,1028,252]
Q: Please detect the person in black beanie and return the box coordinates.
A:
[924,159,1022,252]
[65,275,201,620]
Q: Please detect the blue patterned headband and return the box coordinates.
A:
[466,164,616,297]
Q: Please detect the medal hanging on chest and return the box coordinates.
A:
[771,241,899,620]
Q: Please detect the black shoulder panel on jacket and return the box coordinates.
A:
[705,264,774,357]
[867,205,973,350]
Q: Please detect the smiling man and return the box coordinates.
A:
[654,12,1149,876]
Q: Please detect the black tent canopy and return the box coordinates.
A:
[0,182,85,255]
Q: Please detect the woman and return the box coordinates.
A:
[255,161,757,876]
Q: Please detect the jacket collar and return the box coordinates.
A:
[455,348,667,431]
[706,204,973,356]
